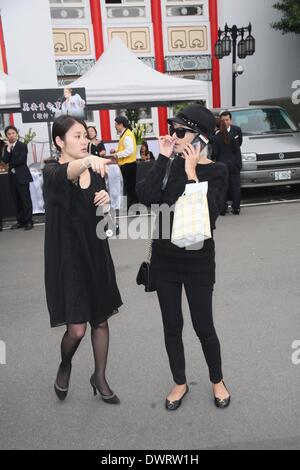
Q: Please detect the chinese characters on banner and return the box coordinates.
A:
[19,88,87,123]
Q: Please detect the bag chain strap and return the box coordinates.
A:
[144,159,173,263]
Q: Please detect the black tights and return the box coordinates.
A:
[156,277,223,385]
[56,321,112,395]
[90,321,112,395]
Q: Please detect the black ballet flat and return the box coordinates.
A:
[214,381,231,409]
[165,385,189,411]
[90,375,120,405]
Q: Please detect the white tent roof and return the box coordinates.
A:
[70,38,209,109]
[0,71,34,112]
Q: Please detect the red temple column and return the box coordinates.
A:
[0,16,14,125]
[151,0,168,135]
[90,0,111,140]
[209,0,221,108]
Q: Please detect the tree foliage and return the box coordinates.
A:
[272,0,300,34]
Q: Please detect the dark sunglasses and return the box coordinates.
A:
[169,126,198,139]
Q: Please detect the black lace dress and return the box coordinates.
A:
[43,160,122,328]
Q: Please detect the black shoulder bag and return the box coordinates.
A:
[136,158,173,292]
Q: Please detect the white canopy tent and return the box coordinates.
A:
[0,71,34,113]
[0,38,210,112]
[70,37,210,110]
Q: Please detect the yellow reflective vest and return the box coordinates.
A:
[117,129,137,166]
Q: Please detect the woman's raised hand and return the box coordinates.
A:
[182,143,200,180]
[85,155,108,178]
[158,135,177,158]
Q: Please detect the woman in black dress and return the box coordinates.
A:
[87,125,106,157]
[43,115,122,404]
[136,105,231,410]
[140,140,155,161]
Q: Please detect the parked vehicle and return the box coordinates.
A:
[211,106,300,188]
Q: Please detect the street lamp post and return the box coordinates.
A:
[214,23,255,107]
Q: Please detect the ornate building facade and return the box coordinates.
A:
[0,0,219,141]
[1,0,299,143]
[50,0,219,140]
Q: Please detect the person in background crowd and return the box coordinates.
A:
[0,137,6,231]
[136,105,231,411]
[2,126,33,230]
[87,126,121,236]
[214,116,221,134]
[0,136,5,159]
[110,116,138,209]
[215,111,243,215]
[43,115,122,404]
[140,140,155,161]
[87,126,106,157]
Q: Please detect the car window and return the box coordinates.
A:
[231,109,298,135]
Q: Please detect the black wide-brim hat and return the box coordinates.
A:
[167,104,216,142]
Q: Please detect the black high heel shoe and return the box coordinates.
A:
[213,381,231,409]
[90,374,120,405]
[54,363,72,401]
[54,382,69,401]
[165,385,189,411]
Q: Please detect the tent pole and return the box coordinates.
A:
[47,122,54,158]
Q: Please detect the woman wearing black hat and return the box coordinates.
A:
[136,105,230,410]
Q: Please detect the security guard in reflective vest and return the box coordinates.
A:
[110,116,137,209]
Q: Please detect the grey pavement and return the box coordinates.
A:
[0,202,300,450]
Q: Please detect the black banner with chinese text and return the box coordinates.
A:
[19,87,87,123]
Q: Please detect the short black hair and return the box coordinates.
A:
[4,125,18,136]
[115,116,129,128]
[52,115,87,152]
[220,111,232,119]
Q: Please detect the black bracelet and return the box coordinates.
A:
[187,179,197,184]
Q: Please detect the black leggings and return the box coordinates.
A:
[156,277,223,385]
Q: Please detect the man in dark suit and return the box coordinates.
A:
[2,126,33,230]
[0,138,5,232]
[219,111,243,215]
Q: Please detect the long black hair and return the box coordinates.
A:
[52,115,87,152]
[86,125,97,139]
[219,119,230,145]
